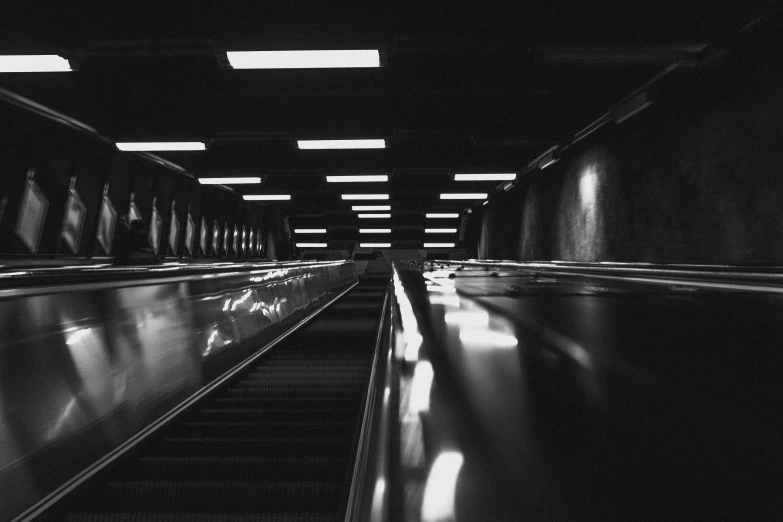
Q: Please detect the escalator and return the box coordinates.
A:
[40,275,389,522]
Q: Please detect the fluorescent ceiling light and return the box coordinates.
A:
[360,243,391,248]
[454,173,516,181]
[426,213,459,219]
[424,242,455,247]
[440,193,487,200]
[359,229,391,233]
[298,139,386,150]
[358,213,390,218]
[227,49,380,69]
[327,175,388,183]
[342,194,389,200]
[198,177,261,185]
[243,194,291,201]
[116,142,206,151]
[0,54,71,72]
[425,228,457,233]
[352,205,390,211]
[294,229,326,233]
[296,243,327,248]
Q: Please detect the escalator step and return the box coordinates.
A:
[148,437,352,458]
[68,513,338,522]
[117,456,348,481]
[73,481,343,513]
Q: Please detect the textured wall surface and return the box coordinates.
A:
[475,34,783,264]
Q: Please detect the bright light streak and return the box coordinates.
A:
[243,194,291,201]
[429,295,461,306]
[454,173,516,181]
[426,285,457,293]
[440,193,487,200]
[426,213,459,218]
[359,228,391,233]
[341,194,389,200]
[424,243,456,248]
[65,328,92,345]
[409,361,434,413]
[296,243,327,248]
[421,451,464,522]
[222,299,231,312]
[425,228,457,233]
[0,54,71,72]
[360,243,391,248]
[327,175,388,183]
[444,311,489,327]
[352,205,391,211]
[116,142,206,151]
[298,139,386,149]
[294,229,326,233]
[198,177,261,184]
[358,213,391,218]
[459,329,519,348]
[227,50,380,69]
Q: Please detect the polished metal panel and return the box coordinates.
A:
[0,260,356,522]
[360,261,783,521]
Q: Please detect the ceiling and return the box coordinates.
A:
[0,1,775,228]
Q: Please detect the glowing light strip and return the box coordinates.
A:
[454,173,516,181]
[359,229,391,233]
[0,54,71,72]
[352,205,390,211]
[243,194,291,201]
[198,177,261,184]
[116,142,206,151]
[426,213,459,218]
[424,242,455,247]
[296,243,327,248]
[298,139,386,150]
[360,243,391,247]
[341,194,389,200]
[294,229,326,233]
[326,175,388,183]
[440,193,487,200]
[227,50,380,69]
[425,228,457,233]
[358,213,391,218]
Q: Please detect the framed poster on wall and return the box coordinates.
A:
[15,175,49,254]
[185,214,195,256]
[61,186,86,254]
[96,195,117,255]
[149,204,162,254]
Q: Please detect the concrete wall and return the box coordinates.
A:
[475,31,783,264]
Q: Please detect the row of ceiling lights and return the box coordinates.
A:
[297,242,456,248]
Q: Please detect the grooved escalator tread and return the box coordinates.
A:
[45,277,388,521]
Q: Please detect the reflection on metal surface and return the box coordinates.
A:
[408,361,434,415]
[421,451,464,522]
[0,260,357,522]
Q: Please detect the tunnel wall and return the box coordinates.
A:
[474,31,783,264]
[0,98,281,261]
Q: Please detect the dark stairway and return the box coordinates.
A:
[42,276,389,522]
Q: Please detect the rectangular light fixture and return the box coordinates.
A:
[0,54,71,72]
[424,243,455,248]
[426,213,459,219]
[341,194,389,200]
[298,139,386,150]
[296,243,327,248]
[358,213,391,218]
[294,229,326,234]
[440,193,487,200]
[425,228,457,233]
[352,205,390,211]
[243,195,291,201]
[360,243,391,248]
[359,229,391,233]
[116,142,206,151]
[327,175,388,183]
[198,177,261,185]
[226,49,380,69]
[454,173,516,181]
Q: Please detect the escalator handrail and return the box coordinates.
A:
[344,283,393,522]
